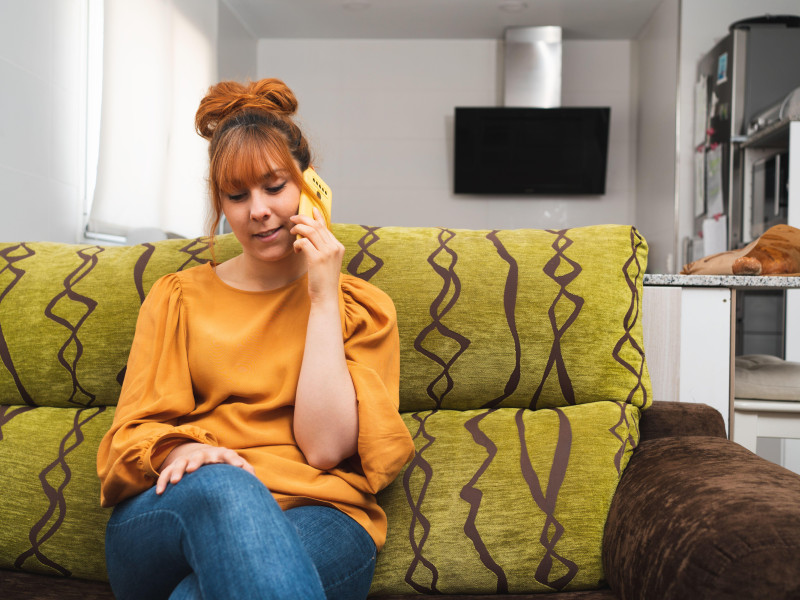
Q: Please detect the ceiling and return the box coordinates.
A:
[222,0,665,41]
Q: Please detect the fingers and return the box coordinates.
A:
[289,207,319,231]
[291,208,333,246]
[155,457,192,494]
[156,463,179,495]
[292,219,344,272]
[154,445,255,494]
[292,211,343,307]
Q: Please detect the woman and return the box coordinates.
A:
[97,78,415,600]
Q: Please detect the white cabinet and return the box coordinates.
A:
[643,274,800,438]
[643,285,733,435]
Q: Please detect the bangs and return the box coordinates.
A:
[211,128,301,195]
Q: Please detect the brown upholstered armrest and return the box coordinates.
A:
[603,436,800,599]
[638,401,726,442]
[1,570,114,600]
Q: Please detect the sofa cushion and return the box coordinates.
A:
[0,405,114,581]
[335,224,651,412]
[0,237,241,408]
[1,224,650,412]
[370,401,640,596]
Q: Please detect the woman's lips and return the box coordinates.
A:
[253,227,281,241]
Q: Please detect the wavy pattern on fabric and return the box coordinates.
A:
[517,407,578,589]
[177,238,213,271]
[613,227,648,406]
[413,229,471,410]
[460,408,508,593]
[133,243,156,304]
[0,225,651,413]
[15,245,108,575]
[372,402,641,596]
[14,406,107,576]
[482,231,521,410]
[1,406,115,581]
[532,230,584,410]
[334,223,651,412]
[45,246,103,408]
[403,412,439,593]
[609,400,640,475]
[0,243,36,406]
[346,225,384,281]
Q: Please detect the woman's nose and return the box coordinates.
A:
[249,190,272,221]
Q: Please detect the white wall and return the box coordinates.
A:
[0,0,87,243]
[258,38,638,231]
[634,0,680,275]
[218,0,256,82]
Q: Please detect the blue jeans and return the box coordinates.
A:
[104,464,376,600]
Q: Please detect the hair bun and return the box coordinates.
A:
[250,78,298,115]
[195,78,298,140]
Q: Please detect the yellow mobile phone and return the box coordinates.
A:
[297,167,332,239]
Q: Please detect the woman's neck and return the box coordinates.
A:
[215,252,307,292]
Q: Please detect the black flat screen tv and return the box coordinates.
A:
[454,107,610,195]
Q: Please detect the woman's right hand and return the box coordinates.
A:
[156,442,256,494]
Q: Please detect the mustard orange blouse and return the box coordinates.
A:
[97,262,415,549]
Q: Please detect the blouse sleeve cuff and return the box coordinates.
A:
[138,426,218,478]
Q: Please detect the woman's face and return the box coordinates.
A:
[220,164,301,265]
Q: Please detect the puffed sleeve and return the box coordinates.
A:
[97,274,218,507]
[334,276,415,494]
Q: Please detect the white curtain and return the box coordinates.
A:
[89,0,218,239]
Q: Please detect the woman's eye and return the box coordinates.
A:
[266,182,287,194]
[227,192,246,202]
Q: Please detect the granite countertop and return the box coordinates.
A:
[644,274,800,288]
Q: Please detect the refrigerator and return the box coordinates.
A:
[692,15,800,256]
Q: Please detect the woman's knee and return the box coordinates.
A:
[168,463,273,512]
[145,464,289,556]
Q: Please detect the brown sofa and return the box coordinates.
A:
[5,401,800,599]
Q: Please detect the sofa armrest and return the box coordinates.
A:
[0,570,114,600]
[639,401,726,442]
[603,435,800,599]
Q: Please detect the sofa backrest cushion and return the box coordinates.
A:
[335,224,651,411]
[0,237,240,408]
[0,224,650,412]
[370,400,641,596]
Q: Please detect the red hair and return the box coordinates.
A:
[195,79,323,252]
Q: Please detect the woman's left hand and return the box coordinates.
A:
[291,208,344,305]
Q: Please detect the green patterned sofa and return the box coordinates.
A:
[2,224,800,600]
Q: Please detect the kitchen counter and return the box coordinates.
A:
[644,274,800,288]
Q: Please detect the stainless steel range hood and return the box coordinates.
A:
[503,26,562,108]
[454,26,609,196]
